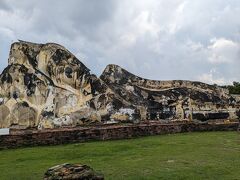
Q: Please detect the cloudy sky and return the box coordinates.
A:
[0,0,239,85]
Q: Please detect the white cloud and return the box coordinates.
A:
[197,69,226,85]
[197,68,238,85]
[0,27,15,39]
[208,38,240,64]
[119,10,161,48]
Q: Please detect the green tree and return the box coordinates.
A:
[228,81,240,94]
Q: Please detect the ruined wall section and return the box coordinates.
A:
[0,41,139,129]
[101,64,229,97]
[0,41,239,130]
[100,64,239,121]
[0,41,103,129]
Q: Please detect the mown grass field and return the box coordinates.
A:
[0,132,239,180]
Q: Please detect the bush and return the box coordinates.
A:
[222,81,240,94]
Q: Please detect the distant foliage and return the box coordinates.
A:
[222,82,240,94]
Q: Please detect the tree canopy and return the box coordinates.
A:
[222,82,240,94]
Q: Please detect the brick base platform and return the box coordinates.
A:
[0,122,239,149]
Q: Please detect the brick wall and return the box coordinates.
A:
[0,122,239,149]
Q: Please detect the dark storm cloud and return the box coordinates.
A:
[0,0,239,85]
[0,0,11,11]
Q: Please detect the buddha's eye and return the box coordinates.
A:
[65,67,73,78]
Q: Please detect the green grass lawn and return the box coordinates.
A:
[0,132,239,180]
